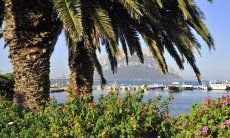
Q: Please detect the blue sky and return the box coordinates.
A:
[0,0,230,80]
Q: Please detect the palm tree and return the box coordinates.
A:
[0,0,214,109]
[1,0,62,110]
[54,0,214,93]
[65,33,95,93]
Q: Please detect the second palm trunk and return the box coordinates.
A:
[68,40,94,94]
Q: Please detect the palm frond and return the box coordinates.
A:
[177,0,190,20]
[141,33,167,74]
[156,0,163,9]
[117,0,142,19]
[118,29,129,65]
[185,0,214,49]
[121,26,144,63]
[163,35,184,70]
[105,42,118,74]
[92,3,116,43]
[54,0,83,41]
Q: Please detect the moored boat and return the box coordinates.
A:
[208,80,227,90]
[148,83,164,90]
[197,84,208,90]
[168,82,182,91]
[181,82,193,90]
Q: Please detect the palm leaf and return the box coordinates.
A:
[54,0,83,41]
[177,0,190,20]
[93,3,116,42]
[141,33,167,74]
[118,29,129,65]
[105,42,118,74]
[117,0,142,19]
[156,0,163,8]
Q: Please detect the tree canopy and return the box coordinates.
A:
[54,0,214,83]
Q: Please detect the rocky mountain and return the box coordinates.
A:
[94,50,182,81]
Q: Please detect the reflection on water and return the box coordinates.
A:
[51,90,229,116]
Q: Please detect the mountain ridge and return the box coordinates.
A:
[94,50,182,81]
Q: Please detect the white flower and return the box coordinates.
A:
[8,122,14,125]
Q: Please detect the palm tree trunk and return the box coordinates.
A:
[68,41,94,94]
[3,0,62,110]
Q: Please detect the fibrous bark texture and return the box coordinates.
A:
[68,40,94,94]
[3,0,62,110]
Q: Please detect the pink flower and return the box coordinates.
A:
[226,120,230,125]
[196,130,202,136]
[221,124,226,129]
[202,126,209,133]
[204,96,211,105]
[222,99,229,106]
[13,97,17,103]
[201,107,207,113]
[214,100,219,106]
[204,100,209,105]
[206,96,211,100]
[181,124,186,130]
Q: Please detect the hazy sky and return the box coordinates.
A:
[0,0,230,80]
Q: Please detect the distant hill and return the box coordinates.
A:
[94,50,182,81]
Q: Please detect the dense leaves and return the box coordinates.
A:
[0,90,172,137]
[0,73,14,100]
[162,94,230,137]
[0,91,229,137]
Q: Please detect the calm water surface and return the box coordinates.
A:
[51,90,229,116]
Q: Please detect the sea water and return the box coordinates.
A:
[50,80,229,115]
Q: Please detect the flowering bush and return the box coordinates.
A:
[1,90,229,137]
[162,94,230,137]
[0,90,172,137]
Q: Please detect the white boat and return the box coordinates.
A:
[197,84,208,90]
[181,82,193,90]
[50,83,65,93]
[208,80,227,90]
[50,83,63,88]
[168,82,182,91]
[148,83,164,90]
[224,81,230,87]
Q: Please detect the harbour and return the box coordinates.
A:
[50,79,230,116]
[50,80,230,93]
[92,80,230,92]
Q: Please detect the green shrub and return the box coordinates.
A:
[162,94,230,137]
[0,90,172,137]
[0,73,14,100]
[1,90,229,137]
